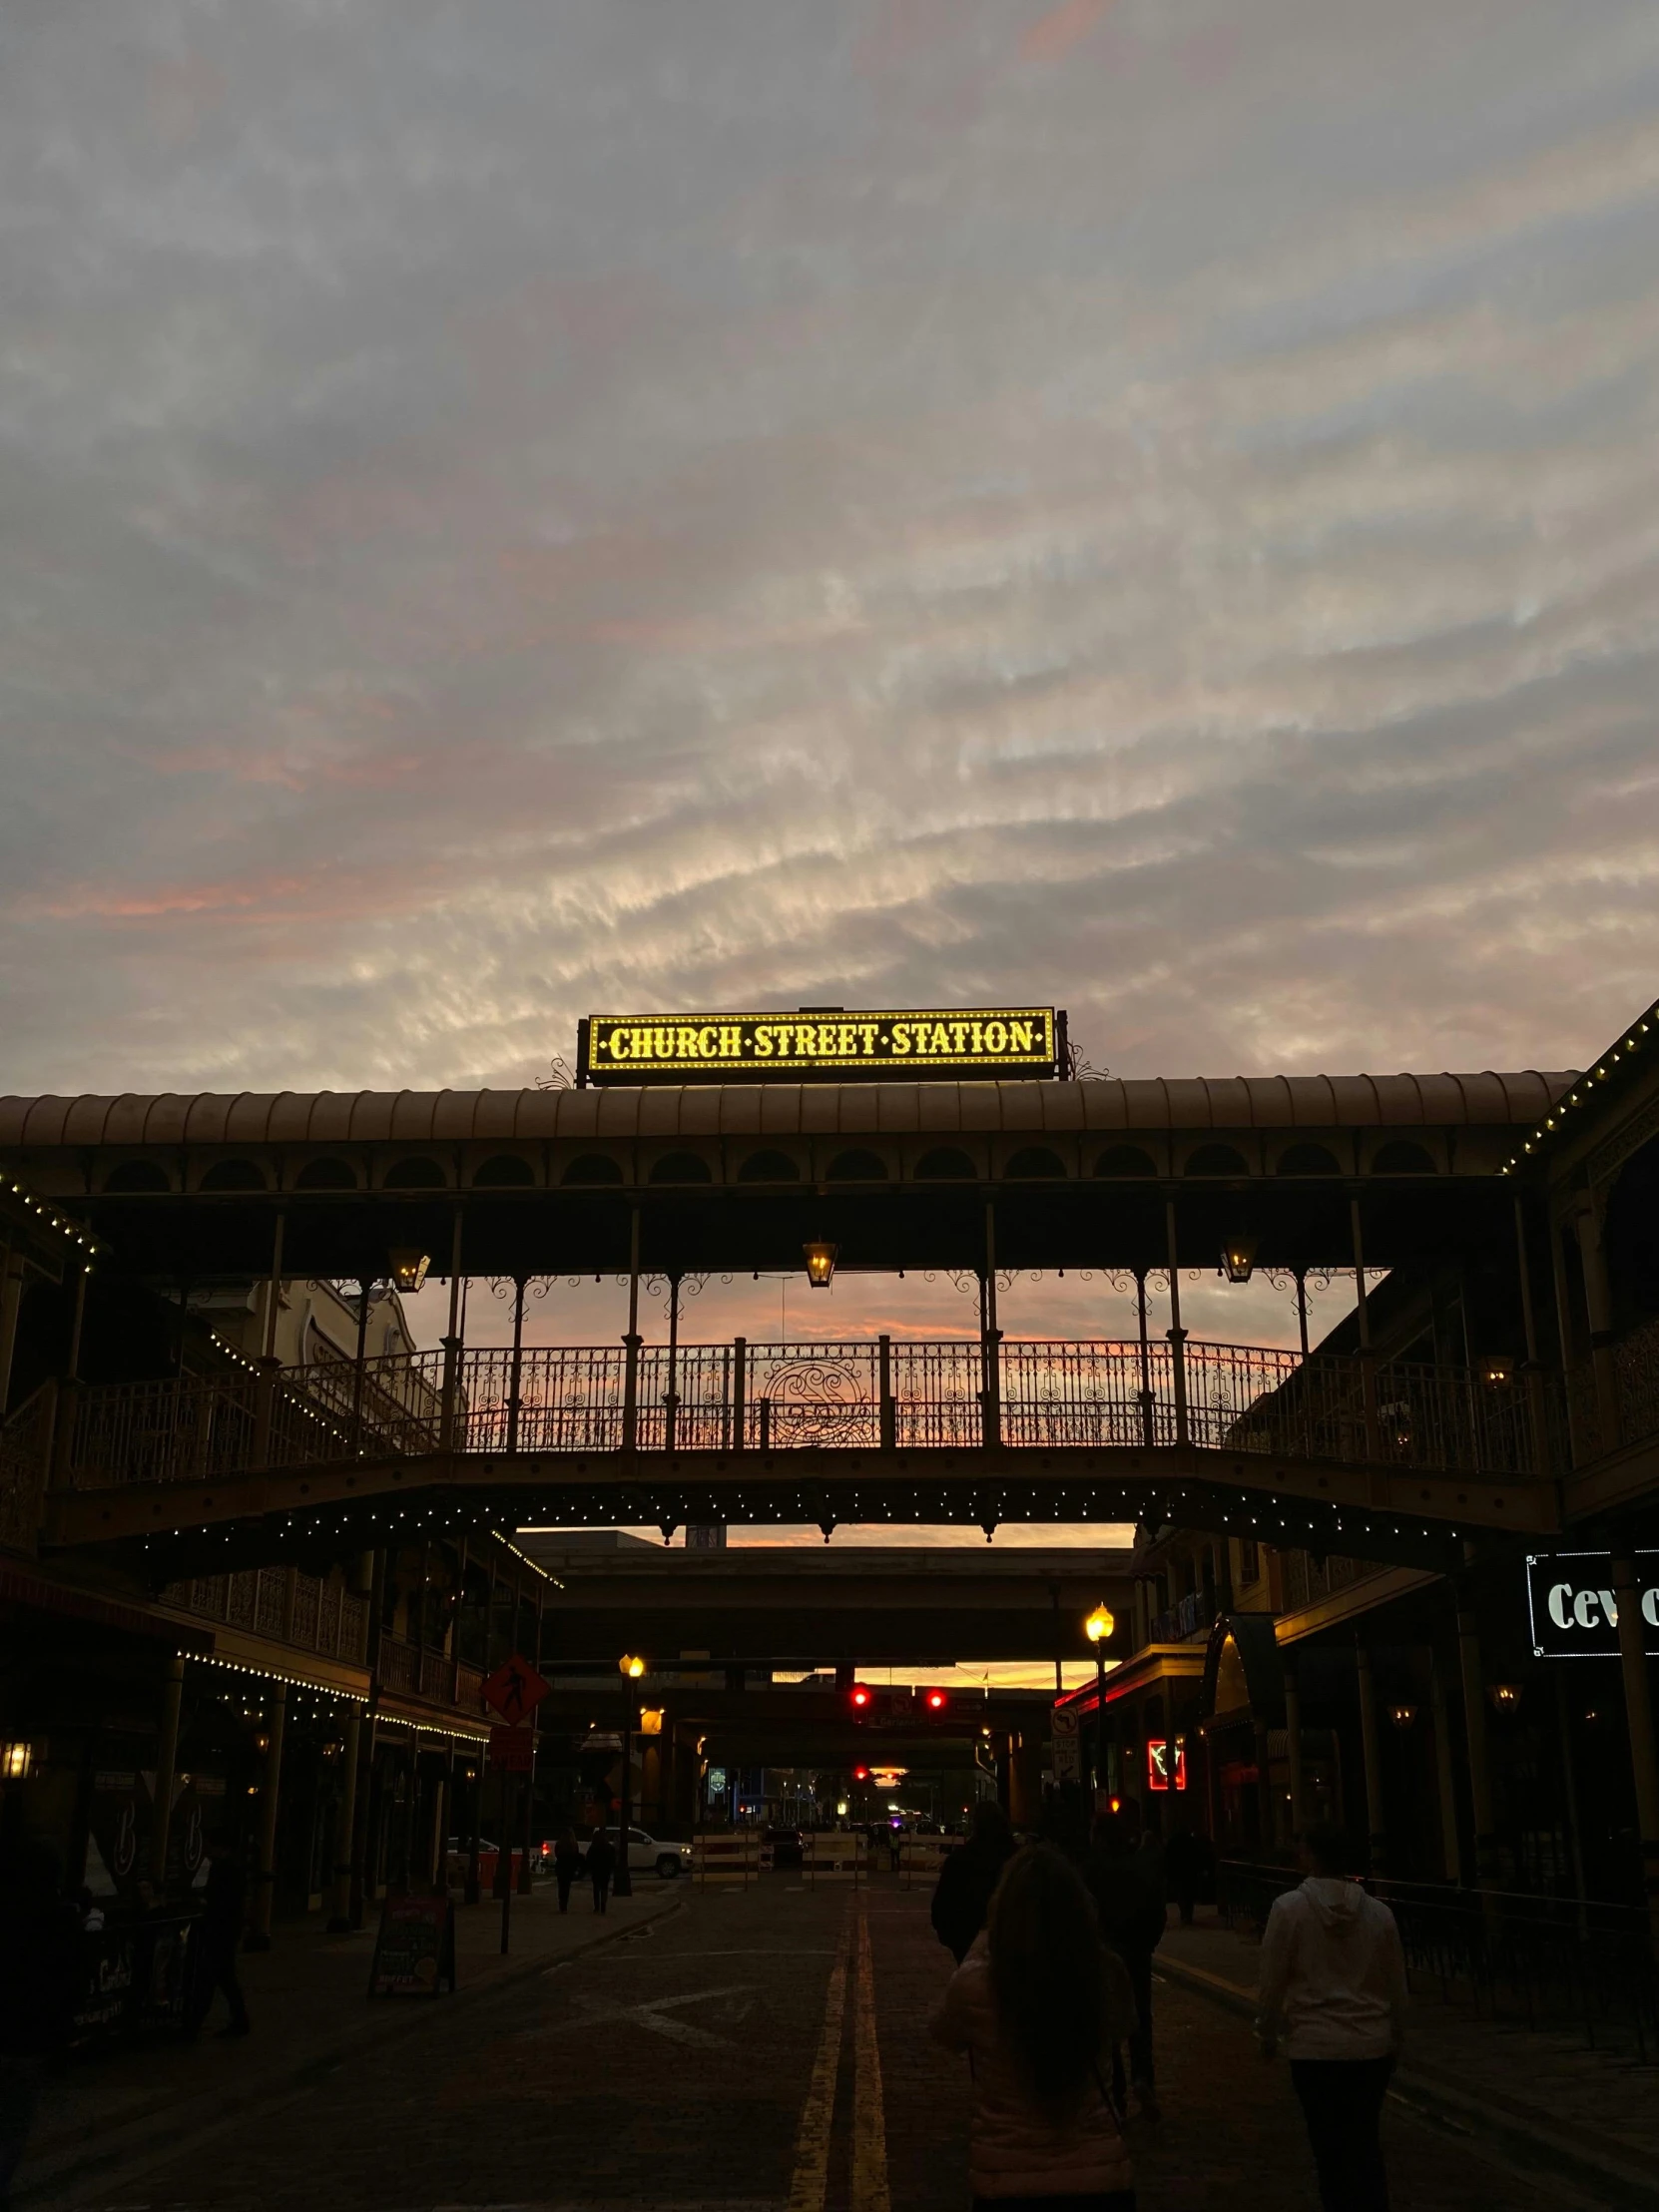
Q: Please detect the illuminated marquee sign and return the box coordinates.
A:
[577,1007,1063,1086]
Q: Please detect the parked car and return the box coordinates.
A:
[763,1825,804,1869]
[583,1825,692,1879]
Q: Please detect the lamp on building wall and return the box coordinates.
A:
[804,1242,837,1289]
[638,1707,664,1736]
[1220,1234,1258,1285]
[1479,1354,1515,1385]
[389,1249,431,1294]
[1488,1681,1522,1711]
[1386,1702,1417,1729]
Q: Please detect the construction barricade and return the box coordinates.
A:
[692,1831,761,1889]
[802,1832,867,1888]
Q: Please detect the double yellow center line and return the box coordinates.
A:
[786,1899,889,2212]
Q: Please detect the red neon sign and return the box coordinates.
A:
[1146,1738,1187,1793]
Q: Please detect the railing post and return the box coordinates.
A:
[665,1272,681,1455]
[758,1397,771,1454]
[732,1338,746,1451]
[878,1334,895,1451]
[1135,1272,1156,1447]
[506,1277,525,1457]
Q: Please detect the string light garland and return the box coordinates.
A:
[1500,1003,1654,1174]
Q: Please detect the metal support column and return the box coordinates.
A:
[1429,1650,1463,1887]
[1351,1197,1382,1462]
[254,1212,284,1466]
[328,1701,363,1931]
[1356,1640,1385,1877]
[1135,1272,1155,1446]
[0,1246,25,1414]
[1611,1550,1659,1942]
[350,1275,373,1456]
[732,1336,747,1451]
[247,1685,286,1949]
[439,1206,465,1450]
[981,1203,1002,1449]
[1574,1204,1622,1455]
[1164,1203,1188,1445]
[506,1276,526,1456]
[878,1334,895,1451]
[1283,1663,1307,1844]
[622,1207,641,1451]
[149,1652,186,1892]
[1456,1590,1499,1895]
[665,1273,681,1454]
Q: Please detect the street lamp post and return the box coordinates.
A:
[616,1655,646,1899]
[1084,1605,1116,1804]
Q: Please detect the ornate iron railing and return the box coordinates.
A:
[66,1336,1553,1489]
[159,1567,370,1664]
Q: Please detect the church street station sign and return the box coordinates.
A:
[577,1007,1063,1086]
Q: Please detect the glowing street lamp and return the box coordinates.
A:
[619,1654,647,1680]
[1084,1604,1115,1800]
[804,1241,837,1289]
[389,1248,431,1294]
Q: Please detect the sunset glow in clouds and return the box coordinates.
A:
[3,0,1656,1102]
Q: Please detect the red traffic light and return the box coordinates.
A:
[924,1688,947,1712]
[849,1683,872,1710]
[852,1764,870,1782]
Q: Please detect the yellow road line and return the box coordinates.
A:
[852,1901,891,2212]
[785,1906,851,2212]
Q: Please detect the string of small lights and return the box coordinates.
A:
[1501,1000,1655,1174]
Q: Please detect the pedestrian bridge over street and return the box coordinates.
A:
[41,1331,1557,1575]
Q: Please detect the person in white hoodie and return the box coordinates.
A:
[1256,1824,1407,2212]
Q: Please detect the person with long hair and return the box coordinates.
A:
[932,1843,1138,2210]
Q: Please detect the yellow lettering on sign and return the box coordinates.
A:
[755,1025,776,1059]
[858,1023,878,1057]
[1010,1018,1035,1053]
[891,1023,911,1054]
[985,1018,1007,1053]
[929,1023,952,1055]
[608,1028,631,1060]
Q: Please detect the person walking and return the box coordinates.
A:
[933,1843,1137,2210]
[1162,1820,1204,1930]
[1083,1813,1165,2124]
[586,1827,615,1915]
[931,1802,1016,1964]
[185,1836,251,2039]
[553,1829,582,1915]
[1257,1824,1407,2212]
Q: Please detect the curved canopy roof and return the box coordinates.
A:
[0,1071,1574,1151]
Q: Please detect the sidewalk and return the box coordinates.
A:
[1155,1910,1659,2210]
[20,1877,687,2207]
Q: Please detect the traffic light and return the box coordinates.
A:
[921,1687,948,1715]
[852,1764,871,1782]
[849,1682,872,1714]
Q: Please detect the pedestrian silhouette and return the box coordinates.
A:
[933,1843,1136,2206]
[930,1801,1015,1964]
[1257,1823,1406,2212]
[553,1829,582,1915]
[186,1836,251,2038]
[586,1828,615,1915]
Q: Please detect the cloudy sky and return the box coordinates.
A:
[4,0,1658,1109]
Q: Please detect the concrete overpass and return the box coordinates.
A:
[522,1539,1134,1668]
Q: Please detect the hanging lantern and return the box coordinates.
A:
[804,1242,837,1289]
[1220,1234,1258,1285]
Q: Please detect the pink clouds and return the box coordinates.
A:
[1020,0,1115,66]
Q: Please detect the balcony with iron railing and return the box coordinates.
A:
[62,1334,1556,1492]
